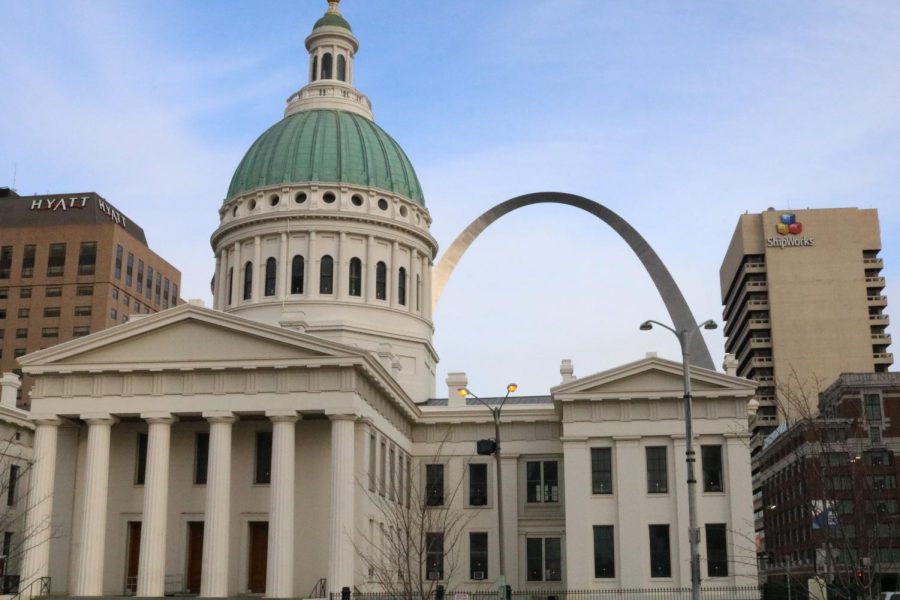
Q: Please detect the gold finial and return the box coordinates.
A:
[326,0,341,14]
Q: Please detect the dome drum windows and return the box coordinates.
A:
[269,194,280,207]
[337,55,347,81]
[320,255,334,294]
[264,258,277,297]
[349,257,362,297]
[243,262,253,301]
[291,256,305,294]
[351,194,364,207]
[398,267,407,306]
[375,262,387,300]
[377,198,389,211]
[323,192,336,205]
[321,53,333,80]
[311,55,318,82]
[295,192,308,204]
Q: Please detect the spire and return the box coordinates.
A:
[313,0,351,31]
[326,0,341,14]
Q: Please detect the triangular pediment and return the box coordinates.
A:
[19,304,362,372]
[552,356,757,401]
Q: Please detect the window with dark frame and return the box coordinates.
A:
[320,255,334,294]
[646,447,668,493]
[195,432,209,485]
[702,445,724,492]
[526,460,559,503]
[425,463,444,506]
[135,433,148,485]
[163,278,170,308]
[265,258,277,297]
[591,447,613,494]
[864,393,883,422]
[470,532,488,580]
[155,272,162,305]
[649,524,671,577]
[243,262,253,300]
[137,260,144,293]
[705,523,728,577]
[426,532,444,580]
[469,463,488,506]
[43,307,61,318]
[379,440,386,495]
[368,434,377,491]
[255,431,272,484]
[126,253,134,285]
[19,288,31,299]
[398,267,407,305]
[291,256,304,294]
[0,246,12,279]
[348,257,362,297]
[7,465,19,506]
[76,285,93,296]
[73,326,91,337]
[593,525,615,578]
[146,267,154,299]
[46,243,66,277]
[21,245,35,278]
[526,537,561,581]
[375,261,387,300]
[46,286,62,297]
[76,242,97,275]
[226,267,232,304]
[114,245,123,279]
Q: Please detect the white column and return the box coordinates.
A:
[266,411,299,598]
[423,254,432,319]
[615,437,643,587]
[328,414,356,593]
[137,413,176,597]
[390,241,399,308]
[73,415,116,596]
[308,231,317,298]
[231,242,240,306]
[409,249,418,314]
[19,416,61,593]
[335,231,345,300]
[278,232,288,299]
[366,235,376,302]
[213,253,223,310]
[200,412,237,597]
[561,438,590,587]
[253,236,262,301]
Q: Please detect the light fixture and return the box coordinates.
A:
[701,319,718,330]
[458,387,470,397]
[506,383,518,393]
[639,321,653,331]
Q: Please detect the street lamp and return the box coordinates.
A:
[458,383,517,597]
[640,318,717,600]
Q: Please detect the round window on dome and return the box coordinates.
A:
[378,198,389,211]
[399,206,408,217]
[351,194,364,207]
[270,194,280,207]
[323,192,336,204]
[295,192,308,204]
[249,199,257,211]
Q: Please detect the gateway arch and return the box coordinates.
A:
[432,192,716,370]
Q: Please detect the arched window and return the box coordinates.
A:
[264,258,277,297]
[243,261,253,300]
[349,257,362,297]
[291,255,304,294]
[320,255,334,294]
[227,267,234,305]
[416,274,421,311]
[398,267,407,306]
[376,261,387,300]
[337,55,347,81]
[321,53,333,79]
[311,55,318,82]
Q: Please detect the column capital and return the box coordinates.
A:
[327,413,358,422]
[141,412,178,425]
[203,410,238,424]
[266,409,301,423]
[30,414,62,427]
[81,413,118,426]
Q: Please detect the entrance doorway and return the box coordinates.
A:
[185,521,204,593]
[247,521,268,593]
[125,521,141,594]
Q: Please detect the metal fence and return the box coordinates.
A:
[334,587,763,600]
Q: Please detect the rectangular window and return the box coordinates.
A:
[705,524,728,577]
[155,273,162,305]
[171,283,178,306]
[649,525,671,577]
[111,308,117,320]
[135,433,148,485]
[864,450,894,466]
[593,525,615,578]
[7,465,19,507]
[470,532,488,580]
[526,460,559,503]
[78,242,97,275]
[73,326,90,337]
[469,463,488,506]
[115,245,123,279]
[41,327,59,338]
[15,328,27,339]
[866,475,897,490]
[19,287,31,299]
[145,267,154,299]
[123,295,130,307]
[646,446,668,493]
[0,288,6,299]
[591,447,613,494]
[126,252,134,286]
[195,432,209,485]
[255,431,272,484]
[368,433,377,491]
[21,245,35,278]
[13,348,25,358]
[0,310,5,320]
[73,306,92,317]
[702,445,723,492]
[864,393,883,422]
[0,246,12,279]
[76,285,93,296]
[47,243,66,276]
[136,260,144,294]
[389,445,396,500]
[2,532,12,566]
[43,307,61,318]
[526,537,562,581]
[379,440,387,495]
[426,463,444,506]
[45,286,62,297]
[163,278,170,308]
[426,532,444,580]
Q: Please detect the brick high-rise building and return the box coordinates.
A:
[0,188,181,407]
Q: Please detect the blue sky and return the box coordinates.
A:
[1,0,898,397]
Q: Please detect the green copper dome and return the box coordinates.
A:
[227,110,425,206]
[313,12,351,30]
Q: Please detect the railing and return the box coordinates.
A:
[8,576,50,600]
[310,578,328,598]
[334,587,763,600]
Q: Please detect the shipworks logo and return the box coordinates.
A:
[767,213,815,248]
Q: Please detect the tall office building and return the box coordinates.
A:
[0,188,181,407]
[720,207,892,435]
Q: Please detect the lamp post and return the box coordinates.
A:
[459,383,518,597]
[640,318,717,600]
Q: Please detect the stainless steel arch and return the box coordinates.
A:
[432,192,716,370]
